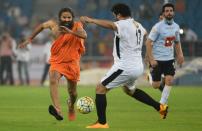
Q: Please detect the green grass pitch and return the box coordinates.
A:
[0,85,202,131]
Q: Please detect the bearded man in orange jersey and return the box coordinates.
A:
[19,8,87,121]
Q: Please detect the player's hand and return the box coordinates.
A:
[60,26,72,34]
[176,55,184,66]
[80,16,93,23]
[149,59,158,67]
[18,39,30,48]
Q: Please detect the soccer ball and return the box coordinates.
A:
[76,96,94,114]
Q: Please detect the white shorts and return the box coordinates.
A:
[101,64,143,90]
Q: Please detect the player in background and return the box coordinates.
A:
[146,3,184,108]
[146,12,165,92]
[19,8,87,121]
[81,3,168,129]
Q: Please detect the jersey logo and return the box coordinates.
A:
[164,36,175,47]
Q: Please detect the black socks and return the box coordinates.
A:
[96,94,107,124]
[132,89,160,111]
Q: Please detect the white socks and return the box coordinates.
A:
[147,72,153,85]
[160,85,172,104]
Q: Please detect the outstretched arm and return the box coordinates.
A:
[18,20,52,48]
[80,16,117,31]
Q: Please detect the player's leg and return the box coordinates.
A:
[123,86,160,111]
[48,70,63,120]
[123,66,168,119]
[86,83,109,128]
[86,67,123,128]
[160,60,175,105]
[123,86,169,115]
[159,75,165,92]
[148,62,163,91]
[66,79,77,121]
[122,85,168,119]
[160,75,173,104]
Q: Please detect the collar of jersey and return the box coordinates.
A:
[164,19,174,25]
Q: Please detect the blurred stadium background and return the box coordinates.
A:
[0,0,202,86]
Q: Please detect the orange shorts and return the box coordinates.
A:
[49,61,80,82]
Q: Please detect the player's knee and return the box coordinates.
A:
[152,82,161,89]
[165,79,173,86]
[124,89,132,96]
[96,84,107,94]
[165,76,173,86]
[122,87,129,95]
[122,86,134,96]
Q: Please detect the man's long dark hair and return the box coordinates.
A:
[58,7,74,18]
[58,8,74,29]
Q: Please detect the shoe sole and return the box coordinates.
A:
[48,105,63,121]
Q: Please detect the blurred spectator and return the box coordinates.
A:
[183,26,198,42]
[139,0,154,20]
[7,5,21,18]
[0,33,15,85]
[13,36,31,85]
[85,0,97,16]
[66,0,78,8]
[175,0,186,14]
[40,39,52,86]
[181,25,198,57]
[152,0,163,14]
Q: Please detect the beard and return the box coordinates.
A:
[59,20,74,29]
[165,14,173,20]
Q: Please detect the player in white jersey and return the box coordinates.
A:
[80,3,168,129]
[146,3,184,112]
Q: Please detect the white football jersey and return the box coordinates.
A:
[113,18,146,69]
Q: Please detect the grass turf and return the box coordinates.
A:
[0,85,202,131]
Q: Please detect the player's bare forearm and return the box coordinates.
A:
[91,19,117,30]
[175,42,184,65]
[175,42,184,57]
[146,39,154,61]
[60,26,87,39]
[18,24,45,48]
[71,30,87,39]
[146,39,158,67]
[29,24,44,41]
[80,16,117,30]
[144,52,149,65]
